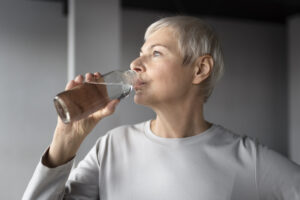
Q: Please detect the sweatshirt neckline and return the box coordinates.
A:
[143,120,219,145]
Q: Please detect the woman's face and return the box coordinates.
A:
[130,27,194,107]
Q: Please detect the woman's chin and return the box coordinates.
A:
[133,94,144,105]
[133,93,150,105]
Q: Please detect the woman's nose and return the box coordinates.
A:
[130,57,145,73]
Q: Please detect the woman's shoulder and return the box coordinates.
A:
[211,124,260,160]
[215,125,300,168]
[95,120,149,144]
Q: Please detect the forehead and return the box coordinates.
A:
[141,27,179,52]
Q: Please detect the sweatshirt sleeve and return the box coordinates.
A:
[22,148,74,200]
[63,138,101,199]
[256,143,300,200]
[22,137,102,200]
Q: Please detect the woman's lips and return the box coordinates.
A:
[133,79,146,90]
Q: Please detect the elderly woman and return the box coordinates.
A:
[23,16,300,200]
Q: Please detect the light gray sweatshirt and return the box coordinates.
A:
[23,121,300,200]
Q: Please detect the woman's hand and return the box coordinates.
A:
[44,72,120,168]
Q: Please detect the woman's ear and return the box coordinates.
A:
[192,55,214,84]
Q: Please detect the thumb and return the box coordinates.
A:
[93,99,120,121]
[105,99,120,114]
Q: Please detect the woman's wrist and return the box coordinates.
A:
[44,128,83,167]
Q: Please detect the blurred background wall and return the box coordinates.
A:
[288,16,300,163]
[0,0,67,199]
[0,0,299,199]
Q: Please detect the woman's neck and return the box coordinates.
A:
[150,100,211,138]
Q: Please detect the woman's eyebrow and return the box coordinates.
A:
[140,44,169,53]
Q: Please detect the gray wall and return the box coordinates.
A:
[0,0,67,199]
[288,16,300,164]
[121,9,288,156]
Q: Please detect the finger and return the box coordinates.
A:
[74,75,84,84]
[94,72,104,83]
[94,72,101,79]
[103,99,120,117]
[105,99,120,113]
[65,75,84,90]
[66,79,77,90]
[85,73,94,82]
[93,99,120,122]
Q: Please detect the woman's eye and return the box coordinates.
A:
[153,51,161,57]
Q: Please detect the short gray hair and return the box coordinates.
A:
[145,16,224,102]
